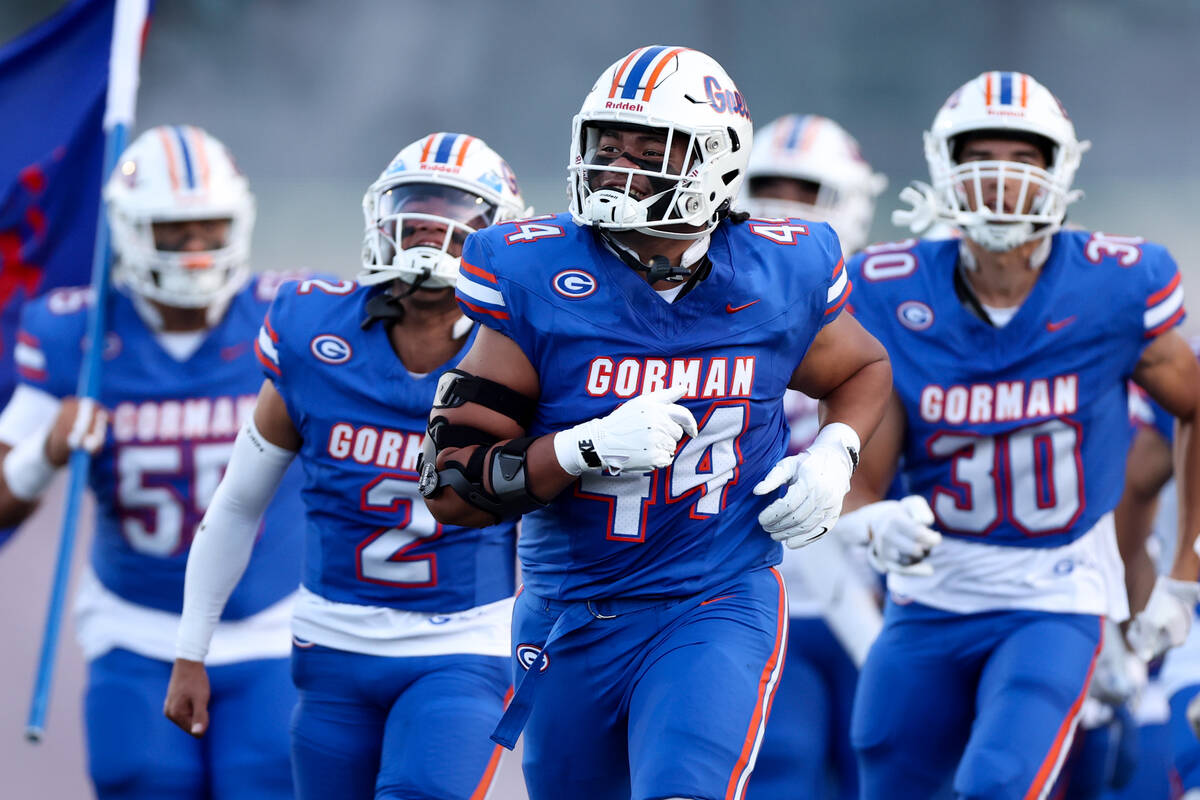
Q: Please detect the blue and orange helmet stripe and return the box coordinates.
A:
[608,46,691,101]
[984,71,1029,108]
[418,133,477,166]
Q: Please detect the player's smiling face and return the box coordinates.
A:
[587,127,691,199]
[955,136,1049,216]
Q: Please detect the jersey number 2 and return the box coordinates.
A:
[356,475,441,587]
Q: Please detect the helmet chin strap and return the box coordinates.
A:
[360,272,429,330]
[599,231,712,284]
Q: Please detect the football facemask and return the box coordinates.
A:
[918,71,1089,253]
[361,133,530,288]
[104,125,254,309]
[568,46,752,240]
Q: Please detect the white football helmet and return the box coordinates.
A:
[742,114,886,254]
[568,46,753,240]
[104,125,254,308]
[360,133,530,288]
[915,71,1089,252]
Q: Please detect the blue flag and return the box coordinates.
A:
[0,0,117,407]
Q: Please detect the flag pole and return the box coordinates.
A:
[26,0,148,743]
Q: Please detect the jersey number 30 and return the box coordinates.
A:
[930,419,1084,537]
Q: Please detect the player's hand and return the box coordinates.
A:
[836,496,941,576]
[1089,619,1147,707]
[163,658,212,738]
[891,181,939,235]
[45,397,109,466]
[754,424,859,549]
[1125,576,1200,661]
[555,384,697,475]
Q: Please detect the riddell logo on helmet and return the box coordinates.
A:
[419,163,462,175]
[605,100,644,112]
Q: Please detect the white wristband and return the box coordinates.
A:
[3,426,58,501]
[811,422,861,474]
[553,428,589,476]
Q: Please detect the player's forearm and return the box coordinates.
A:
[175,420,295,661]
[1114,476,1165,614]
[1170,414,1200,581]
[818,357,893,454]
[425,435,578,528]
[0,439,51,528]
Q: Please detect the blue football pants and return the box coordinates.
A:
[746,616,858,800]
[85,647,294,800]
[290,643,509,800]
[513,567,788,800]
[1170,685,1200,793]
[852,601,1102,800]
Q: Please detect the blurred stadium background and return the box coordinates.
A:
[0,0,1197,796]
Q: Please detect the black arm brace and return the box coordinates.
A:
[416,370,547,522]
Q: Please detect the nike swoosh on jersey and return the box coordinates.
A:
[725,300,760,313]
[221,342,250,360]
[1045,316,1076,332]
[699,594,737,606]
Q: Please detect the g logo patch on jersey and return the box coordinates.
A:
[516,643,549,672]
[552,269,598,300]
[897,300,934,331]
[310,334,353,364]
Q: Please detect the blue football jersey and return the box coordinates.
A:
[257,279,516,612]
[455,213,850,600]
[846,231,1185,549]
[15,275,307,618]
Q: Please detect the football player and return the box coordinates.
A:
[842,71,1200,798]
[1112,385,1199,799]
[740,114,887,800]
[419,46,893,800]
[166,133,526,800]
[0,126,304,799]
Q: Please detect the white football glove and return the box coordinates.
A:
[1126,576,1200,662]
[891,181,939,235]
[1088,619,1147,708]
[554,384,698,476]
[67,397,109,454]
[754,423,859,549]
[837,495,941,576]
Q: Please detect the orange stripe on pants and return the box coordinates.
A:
[724,568,788,800]
[469,685,515,800]
[1023,617,1104,800]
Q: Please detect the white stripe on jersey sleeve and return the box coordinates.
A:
[257,326,280,365]
[826,267,848,304]
[456,275,506,307]
[14,341,45,371]
[1144,285,1184,330]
